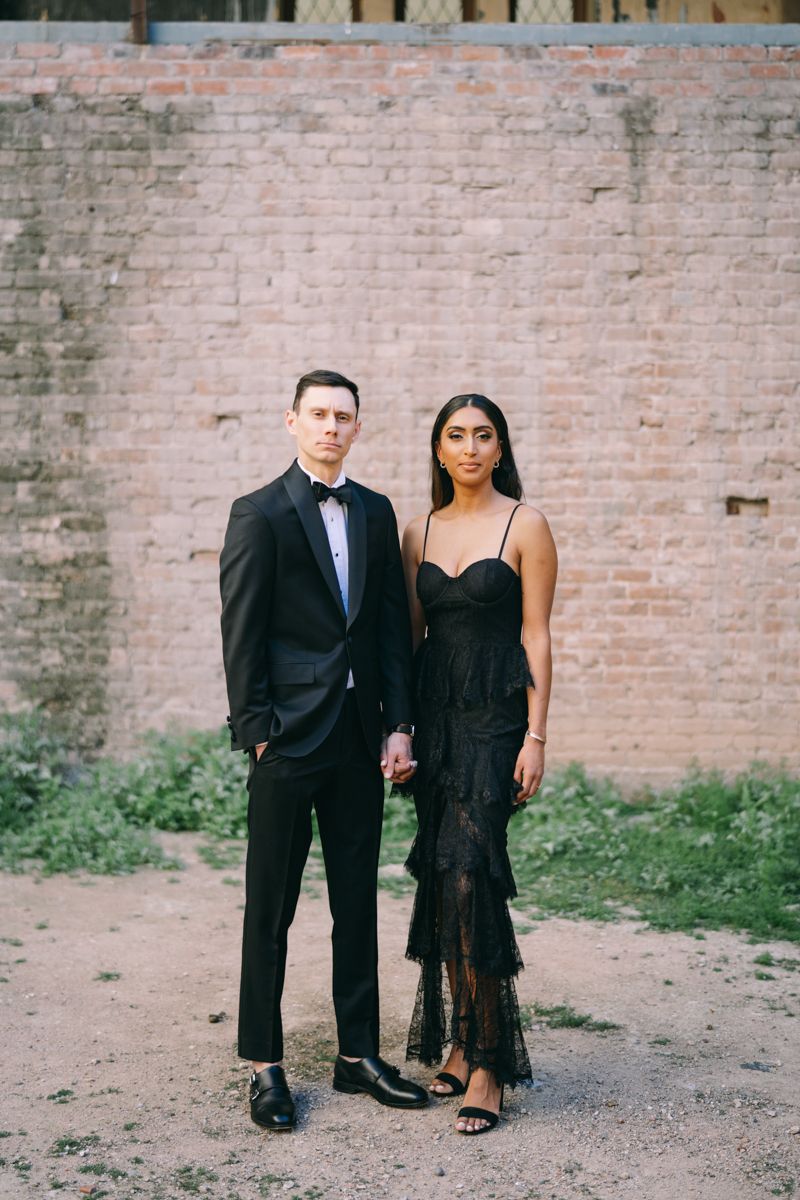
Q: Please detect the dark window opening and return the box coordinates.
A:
[726,496,769,517]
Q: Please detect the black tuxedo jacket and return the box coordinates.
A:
[219,460,413,759]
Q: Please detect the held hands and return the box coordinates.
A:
[513,737,544,804]
[381,732,417,784]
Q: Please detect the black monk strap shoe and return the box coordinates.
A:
[332,1055,429,1109]
[249,1065,297,1132]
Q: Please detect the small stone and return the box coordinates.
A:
[620,1173,630,1180]
[789,1126,800,1135]
[432,1167,445,1177]
[767,1111,777,1118]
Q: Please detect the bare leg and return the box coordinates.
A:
[430,869,505,1126]
[454,962,502,1132]
[429,955,470,1094]
[429,873,470,1095]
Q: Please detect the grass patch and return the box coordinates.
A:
[0,710,246,875]
[94,971,121,982]
[197,843,243,870]
[388,760,800,941]
[754,951,799,972]
[499,761,800,942]
[521,1001,619,1032]
[3,714,800,943]
[175,1165,218,1193]
[50,1135,99,1157]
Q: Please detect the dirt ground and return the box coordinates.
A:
[1,834,799,1200]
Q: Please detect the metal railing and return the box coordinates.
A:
[127,0,582,29]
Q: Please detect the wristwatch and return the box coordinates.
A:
[389,723,415,736]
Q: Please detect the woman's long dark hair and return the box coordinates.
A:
[430,394,523,511]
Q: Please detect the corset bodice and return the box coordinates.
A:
[417,558,523,646]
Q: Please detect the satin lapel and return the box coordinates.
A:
[283,462,346,619]
[346,483,367,631]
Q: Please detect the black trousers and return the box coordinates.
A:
[237,690,385,1063]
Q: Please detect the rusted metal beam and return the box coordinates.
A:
[131,0,147,44]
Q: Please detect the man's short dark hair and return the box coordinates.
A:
[293,370,360,414]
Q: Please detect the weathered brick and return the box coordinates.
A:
[0,36,797,789]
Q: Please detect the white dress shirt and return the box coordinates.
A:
[297,459,354,688]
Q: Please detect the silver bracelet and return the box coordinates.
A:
[526,730,546,745]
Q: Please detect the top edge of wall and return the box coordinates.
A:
[1,19,799,45]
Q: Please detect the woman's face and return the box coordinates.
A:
[436,406,501,489]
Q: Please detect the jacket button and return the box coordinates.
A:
[347,635,353,644]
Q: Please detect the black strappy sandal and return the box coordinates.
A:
[430,1072,467,1097]
[456,1084,504,1135]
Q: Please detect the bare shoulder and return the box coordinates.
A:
[512,503,552,538]
[402,512,431,557]
[510,504,557,565]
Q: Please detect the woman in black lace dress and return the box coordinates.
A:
[399,394,557,1135]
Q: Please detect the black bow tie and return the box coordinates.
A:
[312,480,353,506]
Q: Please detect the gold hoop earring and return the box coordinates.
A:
[439,461,446,469]
[494,461,500,469]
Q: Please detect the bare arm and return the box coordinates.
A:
[513,506,558,802]
[401,515,429,653]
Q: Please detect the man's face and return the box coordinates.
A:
[286,386,361,469]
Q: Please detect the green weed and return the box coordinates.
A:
[4,715,800,944]
[501,761,800,942]
[197,842,244,870]
[0,711,245,875]
[532,1001,619,1032]
[50,1135,99,1157]
[175,1165,218,1193]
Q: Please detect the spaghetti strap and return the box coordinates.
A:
[498,504,523,560]
[421,512,433,563]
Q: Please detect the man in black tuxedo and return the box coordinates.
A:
[220,369,428,1130]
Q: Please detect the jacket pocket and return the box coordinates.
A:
[270,662,315,685]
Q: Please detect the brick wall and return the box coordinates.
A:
[1,34,798,784]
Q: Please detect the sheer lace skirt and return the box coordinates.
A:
[401,655,533,1087]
